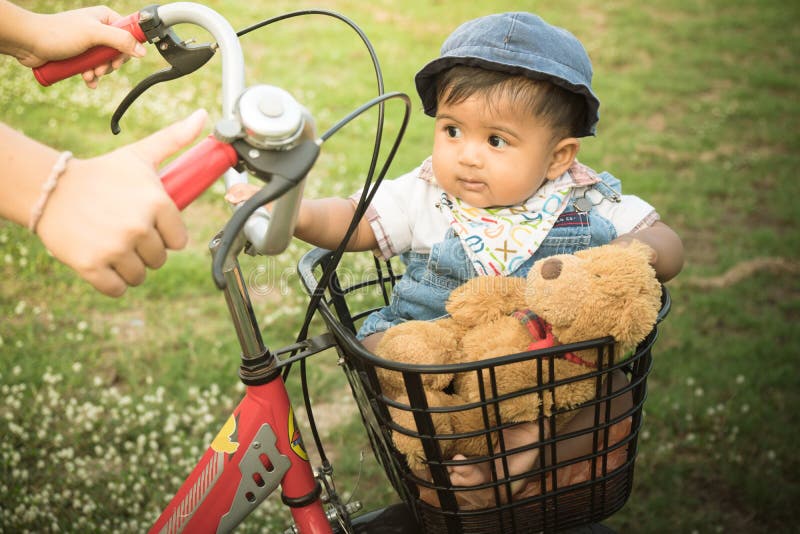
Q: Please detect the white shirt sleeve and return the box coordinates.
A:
[350,165,451,259]
[350,167,423,258]
[365,169,419,256]
[589,190,659,235]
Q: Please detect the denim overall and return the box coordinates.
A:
[357,173,622,339]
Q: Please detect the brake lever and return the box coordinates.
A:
[111,6,216,134]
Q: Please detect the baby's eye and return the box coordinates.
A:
[488,135,508,148]
[446,125,462,138]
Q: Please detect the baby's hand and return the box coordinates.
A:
[224,182,261,204]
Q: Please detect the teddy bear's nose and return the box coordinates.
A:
[541,258,563,280]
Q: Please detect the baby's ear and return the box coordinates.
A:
[546,137,580,180]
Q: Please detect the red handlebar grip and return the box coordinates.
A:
[33,12,147,86]
[160,136,239,210]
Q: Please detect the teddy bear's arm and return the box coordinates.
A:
[446,276,528,325]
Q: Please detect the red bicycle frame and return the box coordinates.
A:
[150,377,328,533]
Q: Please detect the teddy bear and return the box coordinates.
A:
[373,241,662,472]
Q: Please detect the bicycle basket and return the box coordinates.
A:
[298,248,670,534]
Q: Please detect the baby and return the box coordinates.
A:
[227,12,683,504]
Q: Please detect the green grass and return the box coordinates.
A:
[2,0,799,532]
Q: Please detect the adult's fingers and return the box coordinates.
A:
[123,110,207,250]
[85,6,147,58]
[135,228,169,269]
[82,265,128,298]
[154,203,188,251]
[128,109,208,168]
[112,251,148,288]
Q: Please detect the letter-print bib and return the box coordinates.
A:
[421,159,601,276]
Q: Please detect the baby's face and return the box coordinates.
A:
[431,93,559,208]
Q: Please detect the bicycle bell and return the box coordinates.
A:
[236,85,313,150]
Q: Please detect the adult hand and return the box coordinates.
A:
[35,109,208,297]
[11,5,146,88]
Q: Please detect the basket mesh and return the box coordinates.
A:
[298,249,665,533]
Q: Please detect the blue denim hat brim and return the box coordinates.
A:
[415,13,600,137]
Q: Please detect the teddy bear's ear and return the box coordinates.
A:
[540,257,563,280]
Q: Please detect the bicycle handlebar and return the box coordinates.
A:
[160,136,238,210]
[33,4,238,211]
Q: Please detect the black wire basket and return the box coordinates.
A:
[298,248,670,533]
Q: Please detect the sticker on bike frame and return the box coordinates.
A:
[158,452,224,534]
[288,406,308,461]
[211,412,240,456]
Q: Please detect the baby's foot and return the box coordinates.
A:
[446,422,547,508]
[448,453,490,487]
[448,454,511,509]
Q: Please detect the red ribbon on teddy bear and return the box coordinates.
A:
[511,309,597,369]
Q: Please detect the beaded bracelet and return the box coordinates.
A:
[28,151,72,234]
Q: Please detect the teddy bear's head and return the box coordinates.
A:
[525,240,662,355]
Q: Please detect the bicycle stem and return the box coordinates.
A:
[210,233,266,360]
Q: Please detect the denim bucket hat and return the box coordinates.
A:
[415,12,600,136]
